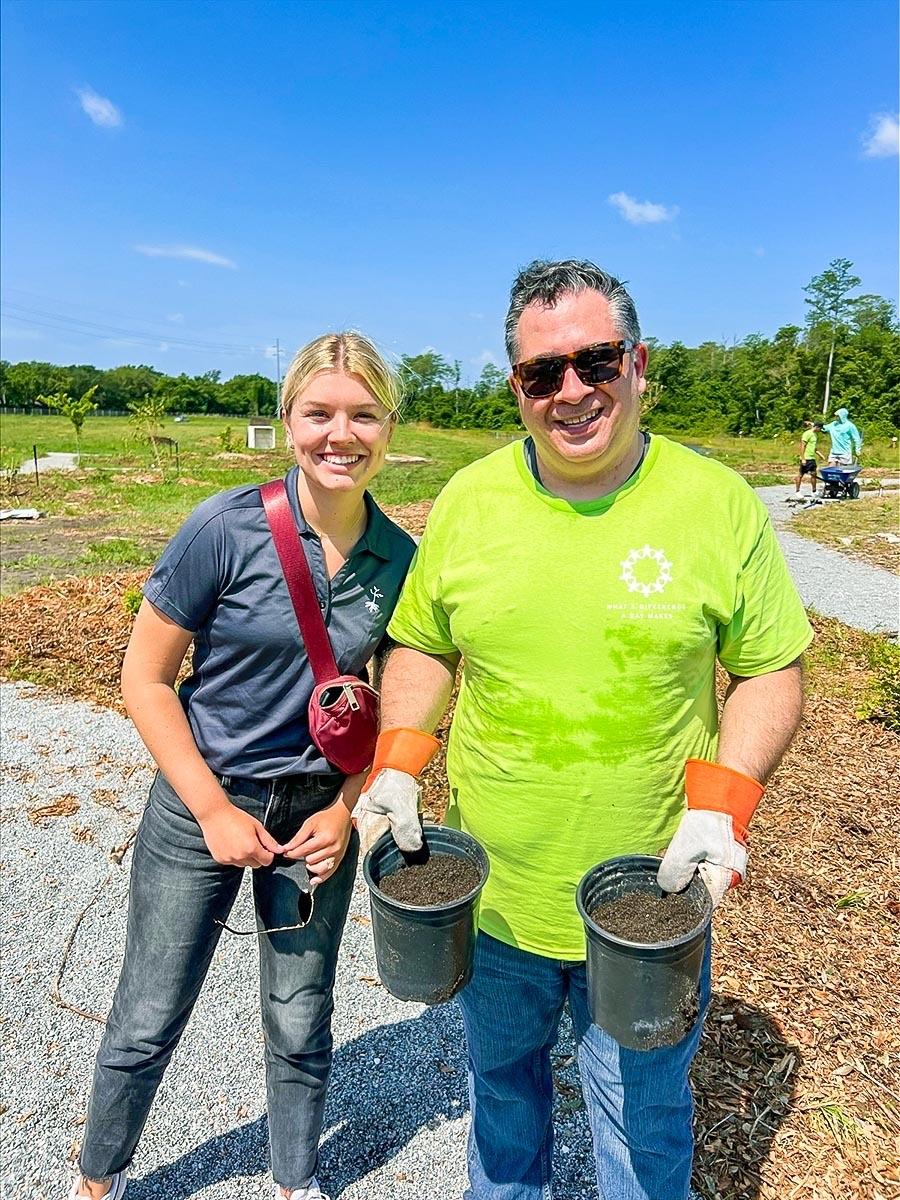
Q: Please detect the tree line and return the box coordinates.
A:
[0,363,277,417]
[2,260,897,436]
[398,261,899,436]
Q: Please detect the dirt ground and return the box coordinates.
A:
[1,501,898,1200]
[0,504,430,595]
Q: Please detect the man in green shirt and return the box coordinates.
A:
[354,259,811,1200]
[794,419,823,496]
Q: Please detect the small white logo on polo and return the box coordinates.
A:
[365,586,383,616]
[620,546,673,597]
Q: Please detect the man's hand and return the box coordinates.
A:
[657,809,747,907]
[199,803,283,869]
[657,759,764,908]
[351,726,442,854]
[352,768,422,854]
[280,798,353,886]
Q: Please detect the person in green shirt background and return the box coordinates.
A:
[354,259,812,1200]
[794,419,823,496]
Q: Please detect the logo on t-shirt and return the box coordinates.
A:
[619,546,673,597]
[365,585,384,616]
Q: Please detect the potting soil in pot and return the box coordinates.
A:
[590,890,700,942]
[377,853,480,906]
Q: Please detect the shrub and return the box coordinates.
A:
[857,636,900,731]
[122,585,143,617]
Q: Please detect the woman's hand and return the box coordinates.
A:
[199,802,283,869]
[280,798,353,885]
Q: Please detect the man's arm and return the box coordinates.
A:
[353,645,460,852]
[657,657,804,905]
[379,645,461,732]
[717,657,804,782]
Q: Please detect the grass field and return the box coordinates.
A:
[1,412,897,593]
[0,416,516,591]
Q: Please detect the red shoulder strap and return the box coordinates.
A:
[260,480,339,683]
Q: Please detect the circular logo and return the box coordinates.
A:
[619,545,673,597]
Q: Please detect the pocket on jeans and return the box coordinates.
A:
[148,771,198,825]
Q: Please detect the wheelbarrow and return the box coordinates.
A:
[818,463,862,500]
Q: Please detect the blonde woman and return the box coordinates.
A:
[71,333,415,1200]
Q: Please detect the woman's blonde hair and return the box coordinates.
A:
[280,331,402,420]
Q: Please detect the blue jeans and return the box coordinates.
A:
[79,770,356,1191]
[457,933,711,1200]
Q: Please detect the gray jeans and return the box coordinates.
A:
[80,769,357,1190]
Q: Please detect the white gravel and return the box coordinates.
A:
[0,683,594,1200]
[757,486,898,636]
[2,492,894,1197]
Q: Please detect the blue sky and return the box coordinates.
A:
[2,0,898,382]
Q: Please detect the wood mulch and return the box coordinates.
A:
[1,500,898,1200]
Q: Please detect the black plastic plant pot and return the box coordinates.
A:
[362,824,489,1005]
[575,854,712,1051]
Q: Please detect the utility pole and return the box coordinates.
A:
[274,338,283,417]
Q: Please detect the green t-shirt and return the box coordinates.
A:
[801,429,818,458]
[388,436,812,959]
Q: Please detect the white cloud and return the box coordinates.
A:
[166,313,184,323]
[472,349,502,369]
[75,86,123,129]
[862,112,900,158]
[753,246,766,257]
[135,244,237,269]
[608,191,679,225]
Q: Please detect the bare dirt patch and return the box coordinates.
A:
[0,516,168,593]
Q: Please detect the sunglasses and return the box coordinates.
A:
[215,864,317,937]
[512,340,635,400]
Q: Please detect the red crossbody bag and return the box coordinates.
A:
[260,480,379,776]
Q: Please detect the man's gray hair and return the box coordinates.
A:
[505,259,642,364]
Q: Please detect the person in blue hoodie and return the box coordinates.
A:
[823,407,862,466]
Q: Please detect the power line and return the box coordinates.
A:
[1,302,258,355]
[3,286,261,349]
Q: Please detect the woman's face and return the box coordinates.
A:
[284,370,394,496]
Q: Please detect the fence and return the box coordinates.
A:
[1,406,129,417]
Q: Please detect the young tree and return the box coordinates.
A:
[37,385,98,460]
[128,393,172,467]
[803,258,862,417]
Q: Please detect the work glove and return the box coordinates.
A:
[351,728,441,854]
[657,759,764,908]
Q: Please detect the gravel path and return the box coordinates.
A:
[2,489,895,1198]
[0,684,594,1200]
[757,485,898,636]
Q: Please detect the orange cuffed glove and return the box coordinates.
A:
[656,759,764,908]
[351,728,441,854]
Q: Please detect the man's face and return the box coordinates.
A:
[509,289,647,486]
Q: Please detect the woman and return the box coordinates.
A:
[71,333,415,1200]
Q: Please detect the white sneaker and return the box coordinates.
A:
[68,1171,128,1200]
[273,1181,330,1200]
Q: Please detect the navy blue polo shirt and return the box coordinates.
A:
[143,466,416,778]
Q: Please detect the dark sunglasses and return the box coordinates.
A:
[512,340,635,400]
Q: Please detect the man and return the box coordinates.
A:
[792,419,822,497]
[823,407,862,465]
[354,260,812,1200]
